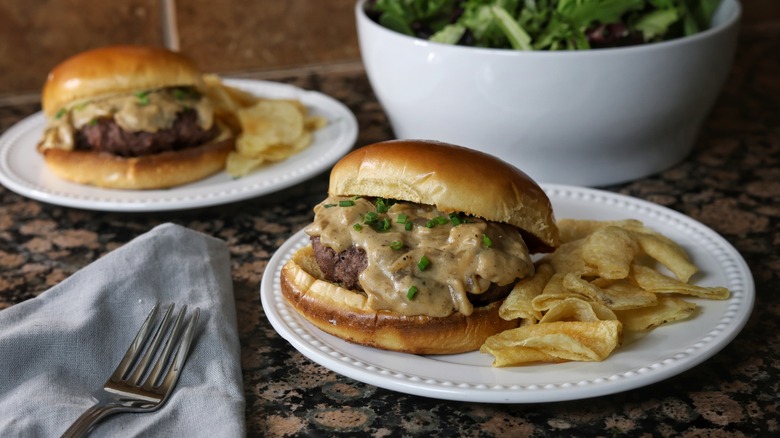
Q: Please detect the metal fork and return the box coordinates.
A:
[61,302,200,438]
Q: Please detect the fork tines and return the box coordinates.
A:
[108,302,200,398]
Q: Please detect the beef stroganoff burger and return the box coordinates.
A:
[281,140,559,354]
[37,45,234,189]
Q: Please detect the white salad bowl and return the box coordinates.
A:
[355,0,741,186]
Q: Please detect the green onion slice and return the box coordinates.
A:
[375,198,390,213]
[353,223,362,231]
[172,87,199,101]
[135,90,151,105]
[417,255,430,271]
[426,216,449,228]
[390,241,403,250]
[338,200,355,207]
[377,217,391,232]
[482,234,493,248]
[363,211,378,224]
[406,286,418,300]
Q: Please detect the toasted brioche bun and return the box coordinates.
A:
[281,245,521,355]
[329,139,559,252]
[42,45,203,118]
[38,45,234,189]
[39,128,233,190]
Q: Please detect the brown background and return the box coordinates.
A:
[1,0,778,99]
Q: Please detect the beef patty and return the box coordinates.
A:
[310,236,514,307]
[75,109,219,157]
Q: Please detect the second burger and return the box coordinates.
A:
[37,45,234,189]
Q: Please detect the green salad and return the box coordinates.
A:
[364,0,724,50]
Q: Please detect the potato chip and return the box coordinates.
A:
[499,263,554,322]
[531,273,582,311]
[203,74,260,110]
[201,74,326,177]
[481,320,622,365]
[225,151,267,177]
[629,231,698,283]
[305,115,328,131]
[582,226,639,279]
[615,296,697,331]
[630,264,730,299]
[480,340,562,365]
[547,240,598,277]
[202,74,261,133]
[539,297,617,323]
[564,273,657,310]
[483,217,730,367]
[236,100,304,154]
[557,219,646,243]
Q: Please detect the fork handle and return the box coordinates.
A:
[61,403,121,438]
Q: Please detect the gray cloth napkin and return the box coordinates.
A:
[0,223,245,437]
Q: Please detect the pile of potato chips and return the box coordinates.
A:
[202,74,327,177]
[480,219,730,367]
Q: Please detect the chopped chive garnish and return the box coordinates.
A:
[482,234,493,248]
[417,255,430,271]
[375,198,390,213]
[55,108,67,119]
[323,203,337,208]
[396,213,408,224]
[390,241,404,250]
[88,118,97,126]
[172,87,200,100]
[353,223,362,231]
[338,200,355,207]
[449,213,462,226]
[377,217,391,232]
[135,90,151,106]
[426,216,449,228]
[405,222,413,231]
[363,211,378,224]
[407,286,418,300]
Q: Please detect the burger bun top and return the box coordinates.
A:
[329,139,559,252]
[41,45,203,118]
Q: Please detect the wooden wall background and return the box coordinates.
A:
[0,0,777,99]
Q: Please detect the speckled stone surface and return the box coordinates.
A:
[1,32,778,436]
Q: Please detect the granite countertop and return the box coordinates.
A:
[1,30,778,436]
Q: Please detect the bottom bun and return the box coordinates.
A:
[39,133,234,190]
[281,245,520,355]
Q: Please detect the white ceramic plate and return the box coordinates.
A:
[260,184,754,403]
[0,79,358,212]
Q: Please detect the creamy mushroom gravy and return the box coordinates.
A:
[39,87,214,151]
[305,196,534,317]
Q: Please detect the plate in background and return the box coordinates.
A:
[0,79,357,212]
